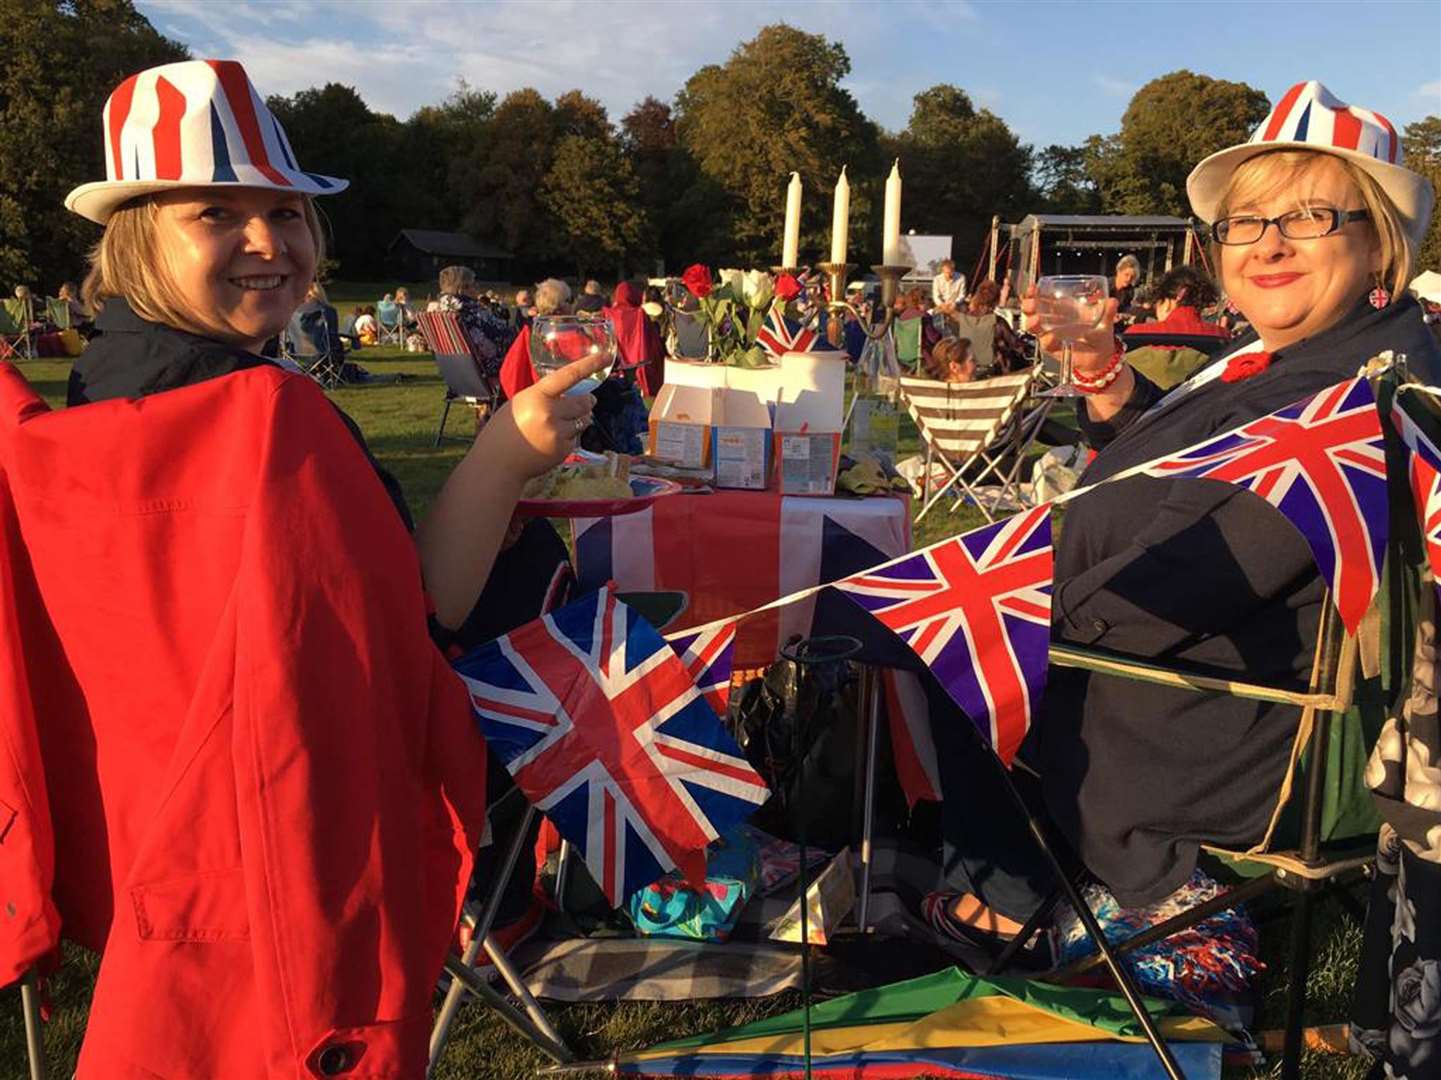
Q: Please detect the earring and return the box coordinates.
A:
[1225,298,1241,316]
[1368,276,1390,309]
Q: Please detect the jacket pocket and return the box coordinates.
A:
[130,868,249,942]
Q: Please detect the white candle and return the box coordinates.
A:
[829,166,850,267]
[782,171,802,269]
[882,159,903,266]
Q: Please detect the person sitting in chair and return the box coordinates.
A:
[929,82,1440,968]
[1122,265,1231,389]
[924,336,976,384]
[50,57,608,1077]
[437,264,514,378]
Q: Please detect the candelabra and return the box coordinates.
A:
[793,262,911,342]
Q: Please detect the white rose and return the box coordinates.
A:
[742,270,774,309]
[718,268,745,295]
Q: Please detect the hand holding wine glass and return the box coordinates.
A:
[1023,276,1116,398]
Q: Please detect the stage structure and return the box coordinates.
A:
[986,214,1205,297]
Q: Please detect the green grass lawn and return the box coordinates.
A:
[1,351,1369,1079]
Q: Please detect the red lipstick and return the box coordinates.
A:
[1250,273,1303,289]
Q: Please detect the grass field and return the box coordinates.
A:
[1,334,1372,1079]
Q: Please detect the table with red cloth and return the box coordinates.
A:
[572,490,911,667]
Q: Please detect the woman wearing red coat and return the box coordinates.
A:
[8,59,608,1078]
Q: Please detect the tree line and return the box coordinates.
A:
[3,3,1438,290]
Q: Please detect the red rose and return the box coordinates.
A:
[774,273,801,302]
[1219,350,1274,383]
[681,263,713,300]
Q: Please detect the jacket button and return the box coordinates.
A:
[317,1045,351,1076]
[1089,617,1108,634]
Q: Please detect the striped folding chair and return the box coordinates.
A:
[900,366,1045,522]
[415,309,501,445]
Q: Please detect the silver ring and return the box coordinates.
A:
[573,416,587,434]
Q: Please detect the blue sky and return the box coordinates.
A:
[140,0,1440,149]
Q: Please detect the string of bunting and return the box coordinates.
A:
[453,365,1433,906]
[664,370,1400,771]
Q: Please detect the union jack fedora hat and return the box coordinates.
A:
[1187,80,1433,247]
[65,59,347,225]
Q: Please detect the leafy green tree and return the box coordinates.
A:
[553,90,611,141]
[540,135,647,277]
[0,0,187,288]
[675,24,880,265]
[1034,144,1101,214]
[1403,116,1441,272]
[892,84,1034,274]
[1088,71,1269,215]
[456,88,555,268]
[407,81,497,231]
[267,83,412,278]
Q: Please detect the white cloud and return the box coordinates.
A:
[1416,80,1441,103]
[1094,75,1137,99]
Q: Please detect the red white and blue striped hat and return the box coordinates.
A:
[65,59,347,225]
[1187,81,1433,247]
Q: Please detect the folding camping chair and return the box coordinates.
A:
[893,315,923,373]
[0,298,33,360]
[283,311,347,389]
[979,583,1380,1080]
[375,299,405,347]
[415,309,501,446]
[900,366,1048,522]
[44,298,71,331]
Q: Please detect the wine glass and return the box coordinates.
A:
[529,314,617,396]
[1034,275,1109,398]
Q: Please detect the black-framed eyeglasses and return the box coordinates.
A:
[1211,207,1370,245]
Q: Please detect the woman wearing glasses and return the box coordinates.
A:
[933,84,1438,969]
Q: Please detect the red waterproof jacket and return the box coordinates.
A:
[0,362,489,1077]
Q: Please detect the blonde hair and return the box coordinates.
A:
[1212,149,1411,304]
[439,265,476,295]
[81,194,326,331]
[534,278,571,315]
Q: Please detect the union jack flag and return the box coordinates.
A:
[666,621,738,716]
[1390,390,1441,597]
[1138,377,1388,633]
[833,504,1053,766]
[454,586,768,906]
[755,308,819,358]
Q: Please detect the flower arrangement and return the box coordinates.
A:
[680,264,804,367]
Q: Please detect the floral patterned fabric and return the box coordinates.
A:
[438,293,514,378]
[1051,869,1263,1013]
[1351,565,1441,1078]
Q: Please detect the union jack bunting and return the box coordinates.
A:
[1139,376,1388,633]
[1390,391,1441,596]
[666,621,738,716]
[833,504,1053,766]
[454,586,768,906]
[755,308,819,358]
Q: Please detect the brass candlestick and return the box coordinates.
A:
[803,262,911,342]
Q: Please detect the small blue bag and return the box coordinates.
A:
[628,827,760,943]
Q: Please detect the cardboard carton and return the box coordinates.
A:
[773,388,843,496]
[710,389,772,490]
[647,384,715,469]
[647,385,773,487]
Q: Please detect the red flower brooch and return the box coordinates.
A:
[1220,351,1274,383]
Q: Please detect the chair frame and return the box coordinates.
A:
[375,300,405,347]
[983,591,1371,1080]
[415,310,501,446]
[901,367,1053,523]
[0,298,34,361]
